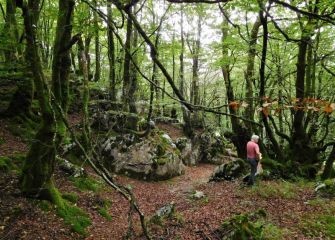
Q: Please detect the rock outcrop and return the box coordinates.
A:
[100,132,185,181]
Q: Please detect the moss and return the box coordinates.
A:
[70,176,102,192]
[37,200,52,212]
[97,207,112,221]
[156,156,169,165]
[0,156,14,172]
[57,203,92,236]
[62,192,79,203]
[6,116,37,141]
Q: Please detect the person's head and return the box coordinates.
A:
[251,135,260,143]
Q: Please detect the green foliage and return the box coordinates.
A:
[98,207,113,221]
[57,203,91,236]
[0,156,14,172]
[7,116,38,141]
[262,223,291,240]
[300,199,335,238]
[218,209,266,240]
[249,181,297,199]
[69,176,103,192]
[301,214,335,238]
[0,137,4,145]
[62,192,79,203]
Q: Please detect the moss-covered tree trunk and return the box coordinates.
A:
[122,5,134,112]
[4,0,34,118]
[107,1,116,101]
[20,0,75,201]
[93,0,101,82]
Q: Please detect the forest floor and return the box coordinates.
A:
[1,120,335,240]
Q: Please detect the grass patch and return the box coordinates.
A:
[262,223,291,240]
[98,207,112,221]
[300,199,335,238]
[0,156,15,172]
[57,203,91,236]
[300,214,335,238]
[217,209,266,239]
[62,192,79,203]
[249,181,298,199]
[69,176,103,192]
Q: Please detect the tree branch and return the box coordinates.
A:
[82,0,262,127]
[271,0,335,25]
[268,115,291,143]
[166,0,231,3]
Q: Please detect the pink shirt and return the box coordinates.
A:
[247,141,260,159]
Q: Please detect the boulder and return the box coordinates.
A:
[175,137,199,166]
[315,178,335,198]
[91,110,140,131]
[101,132,185,181]
[209,159,248,181]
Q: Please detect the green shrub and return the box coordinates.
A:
[217,209,266,240]
[62,192,79,203]
[0,137,4,145]
[57,203,91,236]
[98,207,112,221]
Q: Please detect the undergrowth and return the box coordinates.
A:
[300,199,335,238]
[57,202,92,236]
[98,207,113,221]
[248,181,299,199]
[62,192,79,203]
[69,176,103,192]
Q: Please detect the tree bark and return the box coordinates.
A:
[93,0,101,82]
[244,17,261,133]
[20,0,75,202]
[258,2,284,160]
[220,9,249,158]
[107,1,116,101]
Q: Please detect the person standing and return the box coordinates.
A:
[246,135,262,186]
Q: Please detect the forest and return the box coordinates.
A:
[0,0,335,239]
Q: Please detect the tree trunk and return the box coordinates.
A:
[244,17,261,133]
[93,0,100,82]
[129,7,138,114]
[4,0,33,118]
[20,0,75,202]
[107,1,116,101]
[290,18,318,170]
[122,5,134,112]
[220,9,249,158]
[321,144,335,180]
[258,3,284,160]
